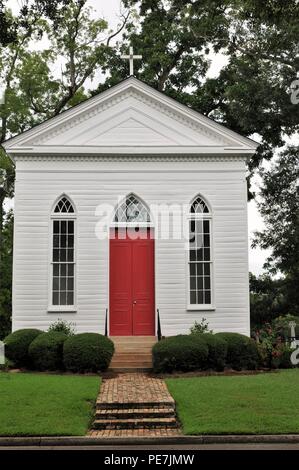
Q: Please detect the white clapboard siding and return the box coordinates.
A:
[12,158,250,336]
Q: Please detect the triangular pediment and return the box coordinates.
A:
[2,77,258,156]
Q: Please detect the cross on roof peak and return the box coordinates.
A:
[121,45,142,76]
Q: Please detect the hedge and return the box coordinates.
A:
[4,329,43,367]
[29,331,67,371]
[215,332,259,370]
[199,333,228,371]
[63,333,114,372]
[152,334,209,373]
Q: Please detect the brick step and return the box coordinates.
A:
[97,401,175,410]
[92,417,178,430]
[111,336,156,342]
[95,407,175,419]
[113,345,154,352]
[112,351,152,362]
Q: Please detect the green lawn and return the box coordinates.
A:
[166,370,299,435]
[0,372,101,436]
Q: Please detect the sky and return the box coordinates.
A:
[4,0,272,275]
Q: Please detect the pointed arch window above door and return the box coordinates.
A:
[114,194,151,224]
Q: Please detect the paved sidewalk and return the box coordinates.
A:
[88,373,181,437]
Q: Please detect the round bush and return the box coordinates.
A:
[215,332,259,370]
[152,335,209,373]
[63,333,114,372]
[29,331,67,371]
[199,333,228,371]
[4,329,43,366]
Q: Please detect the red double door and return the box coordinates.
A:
[109,228,155,336]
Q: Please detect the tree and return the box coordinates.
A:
[0,0,128,335]
[100,0,299,176]
[0,210,13,339]
[253,146,299,311]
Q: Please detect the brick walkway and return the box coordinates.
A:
[88,373,181,438]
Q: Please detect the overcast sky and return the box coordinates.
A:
[5,0,271,275]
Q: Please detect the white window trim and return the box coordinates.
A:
[48,205,77,313]
[186,208,215,311]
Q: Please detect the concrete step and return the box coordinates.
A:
[95,407,175,420]
[92,417,178,430]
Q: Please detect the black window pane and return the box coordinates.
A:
[67,278,74,290]
[204,264,210,275]
[60,278,67,290]
[60,292,67,305]
[196,264,203,276]
[53,249,59,262]
[53,264,59,276]
[67,249,74,262]
[61,221,67,234]
[205,291,211,304]
[205,277,211,289]
[68,235,74,248]
[53,235,59,247]
[53,221,60,233]
[204,234,210,247]
[60,249,67,262]
[203,220,210,233]
[68,264,74,276]
[190,277,196,290]
[196,248,203,261]
[53,277,59,290]
[204,248,210,261]
[52,292,59,305]
[67,292,74,305]
[68,221,74,234]
[190,291,196,304]
[197,277,203,290]
[190,250,196,261]
[190,263,196,276]
[61,264,67,276]
[60,235,67,247]
[198,291,204,304]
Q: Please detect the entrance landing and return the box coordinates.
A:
[109,336,156,371]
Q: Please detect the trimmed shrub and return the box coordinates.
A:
[63,333,114,372]
[199,333,228,371]
[215,332,259,370]
[29,331,67,371]
[4,329,43,366]
[152,335,209,373]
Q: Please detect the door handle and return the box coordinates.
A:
[133,300,137,305]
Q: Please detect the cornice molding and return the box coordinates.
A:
[14,154,247,162]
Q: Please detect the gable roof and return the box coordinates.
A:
[2,76,258,158]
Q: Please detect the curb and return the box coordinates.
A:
[1,435,299,446]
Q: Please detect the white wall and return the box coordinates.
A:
[13,157,250,336]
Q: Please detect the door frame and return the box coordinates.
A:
[107,226,157,337]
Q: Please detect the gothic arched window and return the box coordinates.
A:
[188,195,212,306]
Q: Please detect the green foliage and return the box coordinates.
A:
[63,333,114,372]
[0,210,13,339]
[48,318,75,336]
[199,333,228,372]
[189,318,213,335]
[152,335,209,373]
[215,332,259,370]
[29,331,67,371]
[4,328,43,366]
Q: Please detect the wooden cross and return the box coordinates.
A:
[121,46,142,76]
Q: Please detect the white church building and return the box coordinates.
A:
[3,76,258,338]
